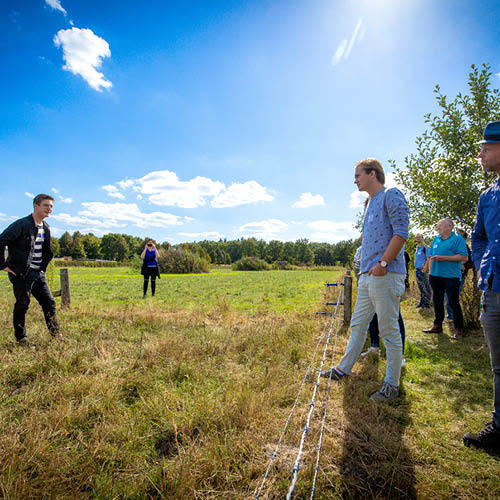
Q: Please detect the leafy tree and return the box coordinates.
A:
[294,238,314,265]
[392,63,500,232]
[82,234,102,259]
[100,233,130,261]
[50,237,60,257]
[58,231,73,257]
[265,240,284,263]
[70,239,87,259]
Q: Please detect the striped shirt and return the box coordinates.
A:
[30,224,44,270]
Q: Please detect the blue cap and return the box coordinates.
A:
[479,121,500,144]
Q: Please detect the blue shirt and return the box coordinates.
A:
[361,187,409,274]
[144,248,158,267]
[472,178,500,292]
[414,244,430,269]
[430,233,467,279]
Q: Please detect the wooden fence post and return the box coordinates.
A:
[60,268,70,308]
[343,270,352,326]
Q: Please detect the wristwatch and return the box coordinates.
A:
[379,260,388,268]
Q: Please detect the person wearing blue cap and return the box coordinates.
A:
[466,121,500,451]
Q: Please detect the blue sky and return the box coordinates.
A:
[1,0,499,243]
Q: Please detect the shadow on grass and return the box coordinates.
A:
[339,356,417,499]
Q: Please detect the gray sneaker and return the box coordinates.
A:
[370,382,399,403]
[320,368,346,381]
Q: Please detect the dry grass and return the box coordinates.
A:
[0,270,498,499]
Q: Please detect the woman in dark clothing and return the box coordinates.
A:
[141,240,160,298]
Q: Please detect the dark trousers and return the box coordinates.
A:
[8,268,59,341]
[429,275,464,330]
[143,267,157,296]
[368,311,406,352]
[480,289,500,427]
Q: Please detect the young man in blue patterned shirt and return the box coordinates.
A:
[322,158,409,403]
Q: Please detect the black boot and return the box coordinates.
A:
[143,279,148,298]
[151,279,156,297]
[464,421,500,451]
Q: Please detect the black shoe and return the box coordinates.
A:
[464,421,500,451]
[320,368,346,381]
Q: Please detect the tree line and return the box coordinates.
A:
[53,231,361,267]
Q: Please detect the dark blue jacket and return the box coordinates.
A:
[0,214,53,277]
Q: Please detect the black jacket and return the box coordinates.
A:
[0,214,54,277]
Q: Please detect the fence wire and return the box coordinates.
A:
[255,281,345,499]
[286,290,343,500]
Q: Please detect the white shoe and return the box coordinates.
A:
[401,356,406,368]
[361,346,380,358]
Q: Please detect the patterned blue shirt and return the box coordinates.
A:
[361,187,409,274]
[472,178,500,292]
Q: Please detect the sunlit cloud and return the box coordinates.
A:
[59,197,73,204]
[178,232,225,240]
[292,192,325,208]
[25,192,34,199]
[211,181,273,208]
[107,171,273,209]
[79,202,184,228]
[51,187,59,194]
[349,190,368,208]
[102,184,126,200]
[53,27,112,91]
[238,219,288,240]
[45,0,67,16]
[307,220,359,243]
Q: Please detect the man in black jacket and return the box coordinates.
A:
[0,194,60,345]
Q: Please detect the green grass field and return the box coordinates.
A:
[0,267,498,499]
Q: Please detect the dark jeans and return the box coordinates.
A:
[143,267,157,296]
[8,268,59,341]
[368,311,405,353]
[415,269,431,307]
[429,275,464,330]
[479,289,500,427]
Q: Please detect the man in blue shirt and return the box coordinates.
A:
[414,233,431,308]
[422,218,468,339]
[466,121,500,451]
[321,158,409,403]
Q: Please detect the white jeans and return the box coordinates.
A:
[337,272,405,387]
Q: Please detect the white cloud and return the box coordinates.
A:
[211,181,273,208]
[102,184,126,200]
[45,0,66,15]
[118,171,224,208]
[58,197,73,204]
[184,216,195,221]
[178,232,225,240]
[51,187,59,194]
[292,192,325,208]
[79,202,184,228]
[50,212,121,230]
[53,28,112,92]
[385,172,405,191]
[25,192,34,199]
[307,220,360,243]
[349,190,368,208]
[108,170,273,209]
[238,219,288,240]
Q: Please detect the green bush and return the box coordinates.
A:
[53,259,120,268]
[158,247,210,274]
[232,256,271,271]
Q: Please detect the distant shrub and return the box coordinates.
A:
[158,247,209,274]
[53,259,120,268]
[272,260,294,270]
[232,256,271,271]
